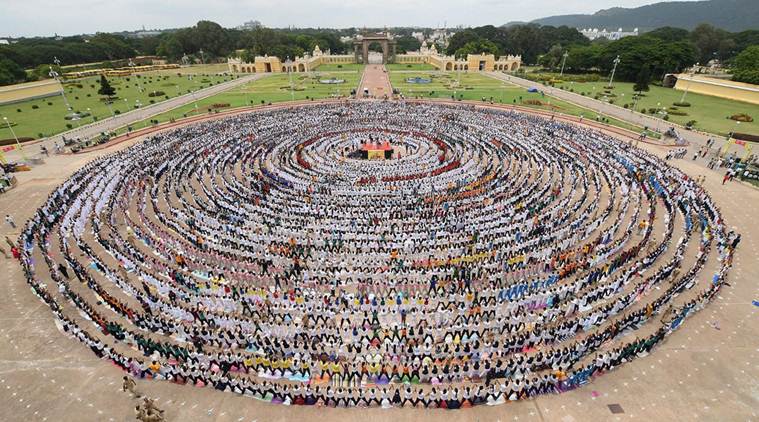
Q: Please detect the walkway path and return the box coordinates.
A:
[24,73,266,152]
[1,100,758,422]
[357,65,393,98]
[486,72,736,153]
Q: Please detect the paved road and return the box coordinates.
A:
[8,73,266,158]
[0,100,758,422]
[486,72,737,153]
[357,65,393,98]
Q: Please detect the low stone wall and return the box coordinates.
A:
[674,75,759,105]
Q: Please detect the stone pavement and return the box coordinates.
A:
[357,65,393,98]
[8,73,266,155]
[486,72,739,154]
[0,100,758,422]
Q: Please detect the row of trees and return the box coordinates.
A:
[544,33,699,81]
[0,32,154,85]
[446,25,589,64]
[155,21,348,62]
[459,23,758,84]
[555,25,759,79]
[732,46,759,84]
[0,21,351,86]
[0,21,756,87]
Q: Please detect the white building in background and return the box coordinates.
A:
[411,32,425,42]
[237,20,263,30]
[133,30,162,38]
[580,28,639,41]
[428,29,454,47]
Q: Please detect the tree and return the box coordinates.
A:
[396,36,421,54]
[538,45,564,70]
[565,44,602,72]
[30,63,62,81]
[733,45,759,72]
[454,40,500,59]
[690,23,735,63]
[645,27,690,43]
[732,30,759,57]
[732,45,759,84]
[446,30,481,55]
[97,75,116,97]
[156,36,185,61]
[597,36,696,82]
[633,65,650,92]
[88,33,137,60]
[0,58,26,86]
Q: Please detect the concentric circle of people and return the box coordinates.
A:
[19,101,738,410]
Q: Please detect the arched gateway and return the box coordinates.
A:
[353,33,397,64]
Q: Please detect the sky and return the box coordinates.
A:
[0,0,702,38]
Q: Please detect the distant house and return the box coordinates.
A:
[237,20,263,30]
[580,28,638,41]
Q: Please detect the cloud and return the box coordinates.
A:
[0,0,703,37]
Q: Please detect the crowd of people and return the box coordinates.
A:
[15,101,737,410]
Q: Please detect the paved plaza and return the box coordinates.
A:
[358,65,393,98]
[0,100,758,422]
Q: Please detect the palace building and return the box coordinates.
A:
[228,36,521,73]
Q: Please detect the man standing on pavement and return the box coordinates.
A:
[122,375,140,398]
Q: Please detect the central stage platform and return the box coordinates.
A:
[360,141,394,159]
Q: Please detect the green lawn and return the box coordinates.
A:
[168,64,231,74]
[386,63,437,71]
[552,79,759,136]
[0,72,234,140]
[115,71,364,133]
[390,71,657,136]
[312,63,365,72]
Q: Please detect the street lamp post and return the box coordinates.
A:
[190,91,199,114]
[559,51,569,77]
[608,55,621,88]
[655,102,668,133]
[128,58,143,92]
[285,57,294,102]
[679,63,698,104]
[457,65,461,99]
[135,100,148,127]
[3,116,28,161]
[105,100,114,118]
[50,57,74,117]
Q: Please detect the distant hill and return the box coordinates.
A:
[531,0,759,32]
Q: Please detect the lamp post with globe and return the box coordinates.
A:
[679,63,698,104]
[3,116,28,161]
[559,51,569,77]
[285,57,295,102]
[608,55,621,88]
[128,58,144,93]
[49,57,75,119]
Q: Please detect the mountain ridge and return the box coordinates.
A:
[530,0,759,32]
